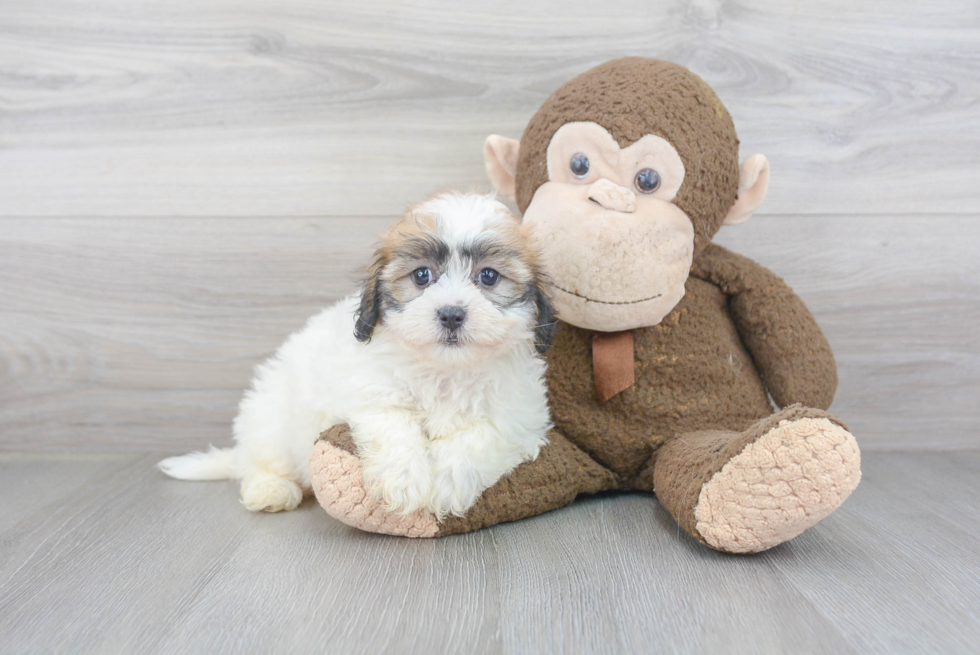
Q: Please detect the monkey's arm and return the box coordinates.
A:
[690,243,837,410]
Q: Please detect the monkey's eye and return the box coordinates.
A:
[412,267,432,287]
[479,268,500,287]
[569,153,590,179]
[634,168,661,194]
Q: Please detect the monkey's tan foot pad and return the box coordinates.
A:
[694,417,861,554]
[309,440,439,538]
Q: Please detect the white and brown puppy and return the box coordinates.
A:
[159,193,556,518]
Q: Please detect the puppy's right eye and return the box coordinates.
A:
[412,267,432,287]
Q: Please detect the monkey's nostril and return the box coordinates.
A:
[588,179,637,213]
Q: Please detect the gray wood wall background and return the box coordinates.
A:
[1,0,978,452]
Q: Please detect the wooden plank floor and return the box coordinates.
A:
[0,450,977,654]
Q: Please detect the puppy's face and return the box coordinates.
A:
[355,193,555,366]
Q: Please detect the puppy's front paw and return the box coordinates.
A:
[428,462,483,520]
[379,473,432,515]
[363,455,432,515]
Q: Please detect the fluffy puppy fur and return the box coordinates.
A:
[159,193,556,518]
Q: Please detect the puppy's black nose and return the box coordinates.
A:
[437,306,466,332]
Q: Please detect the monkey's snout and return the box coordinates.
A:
[587,178,636,213]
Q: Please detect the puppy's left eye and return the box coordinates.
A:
[413,267,432,287]
[479,268,500,287]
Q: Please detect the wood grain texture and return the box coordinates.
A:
[0,0,978,217]
[714,215,980,449]
[2,214,977,451]
[1,3,976,651]
[766,452,980,653]
[0,216,387,449]
[1,451,977,654]
[0,452,135,530]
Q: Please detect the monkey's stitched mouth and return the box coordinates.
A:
[552,284,662,305]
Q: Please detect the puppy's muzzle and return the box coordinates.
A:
[437,306,466,343]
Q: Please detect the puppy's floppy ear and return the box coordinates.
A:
[354,254,386,343]
[531,279,558,354]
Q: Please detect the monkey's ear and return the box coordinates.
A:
[484,135,521,203]
[724,154,770,226]
[354,256,385,343]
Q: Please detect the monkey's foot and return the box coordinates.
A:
[695,415,861,553]
[653,406,862,554]
[310,427,439,538]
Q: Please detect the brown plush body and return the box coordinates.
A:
[548,243,837,484]
[310,58,861,553]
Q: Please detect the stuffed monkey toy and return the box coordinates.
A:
[310,58,861,553]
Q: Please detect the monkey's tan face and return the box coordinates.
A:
[522,122,694,332]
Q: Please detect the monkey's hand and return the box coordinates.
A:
[310,424,440,538]
[691,243,837,410]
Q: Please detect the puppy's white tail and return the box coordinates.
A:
[158,446,235,481]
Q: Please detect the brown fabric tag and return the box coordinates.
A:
[592,331,635,403]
